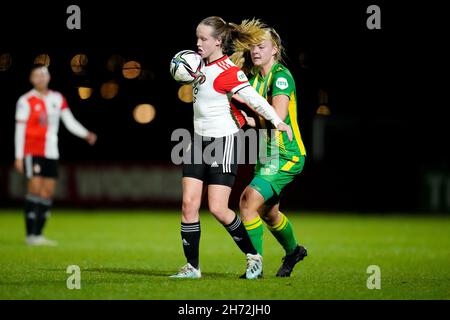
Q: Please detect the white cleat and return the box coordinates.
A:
[246,253,263,279]
[169,263,201,279]
[26,235,58,246]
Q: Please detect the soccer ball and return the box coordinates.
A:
[170,50,205,85]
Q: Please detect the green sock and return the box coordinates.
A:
[243,216,264,255]
[268,212,298,255]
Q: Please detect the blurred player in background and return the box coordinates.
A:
[14,64,97,246]
[171,17,293,279]
[232,26,308,277]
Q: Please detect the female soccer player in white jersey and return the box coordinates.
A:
[171,16,293,279]
[14,64,97,246]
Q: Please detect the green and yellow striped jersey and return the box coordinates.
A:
[249,62,306,159]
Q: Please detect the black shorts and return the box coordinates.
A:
[24,155,58,179]
[182,133,239,187]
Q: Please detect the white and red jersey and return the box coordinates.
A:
[193,55,248,137]
[15,89,89,160]
[192,55,283,138]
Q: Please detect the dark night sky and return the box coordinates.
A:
[0,1,447,164]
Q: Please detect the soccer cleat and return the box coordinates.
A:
[276,245,307,277]
[245,253,263,279]
[26,235,58,246]
[169,263,201,279]
[240,270,263,279]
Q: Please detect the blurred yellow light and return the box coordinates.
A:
[0,53,12,71]
[100,81,119,99]
[316,105,331,116]
[78,87,93,100]
[122,61,141,79]
[178,84,193,103]
[133,104,156,124]
[71,54,88,74]
[106,54,125,72]
[34,54,51,67]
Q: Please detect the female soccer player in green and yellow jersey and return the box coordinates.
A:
[234,27,308,278]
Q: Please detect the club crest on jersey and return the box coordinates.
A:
[33,164,41,174]
[237,70,247,82]
[193,73,206,86]
[275,77,289,90]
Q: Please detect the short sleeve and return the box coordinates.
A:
[213,66,250,94]
[15,97,30,122]
[271,71,295,98]
[60,94,69,110]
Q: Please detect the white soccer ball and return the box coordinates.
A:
[170,50,205,84]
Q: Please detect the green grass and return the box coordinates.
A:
[0,210,449,299]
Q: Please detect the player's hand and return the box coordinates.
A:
[276,122,293,141]
[86,132,97,145]
[240,110,256,127]
[15,159,24,175]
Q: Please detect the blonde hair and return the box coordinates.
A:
[199,17,268,58]
[231,25,285,75]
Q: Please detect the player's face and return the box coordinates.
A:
[250,40,278,67]
[30,67,51,91]
[196,24,221,59]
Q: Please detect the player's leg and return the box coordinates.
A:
[239,184,267,255]
[32,177,57,245]
[207,183,257,255]
[28,158,59,245]
[207,182,262,279]
[263,202,298,256]
[170,177,203,278]
[262,203,307,277]
[24,175,44,244]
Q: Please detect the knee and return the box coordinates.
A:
[182,197,200,220]
[262,211,280,226]
[239,192,250,212]
[40,188,54,200]
[208,202,230,223]
[239,190,258,214]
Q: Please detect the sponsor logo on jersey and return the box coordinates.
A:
[275,77,289,90]
[237,70,247,82]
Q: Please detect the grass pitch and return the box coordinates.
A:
[0,210,449,300]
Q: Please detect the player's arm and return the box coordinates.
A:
[60,97,97,145]
[271,94,289,121]
[14,97,29,174]
[217,67,292,140]
[270,72,295,122]
[235,86,292,141]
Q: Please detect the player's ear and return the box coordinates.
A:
[272,45,279,57]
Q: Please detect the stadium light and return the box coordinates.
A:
[100,80,119,99]
[71,54,88,74]
[122,61,141,79]
[316,105,331,115]
[133,104,156,124]
[78,87,93,100]
[177,84,193,103]
[0,53,12,72]
[34,54,51,67]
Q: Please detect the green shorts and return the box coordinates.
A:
[249,155,305,202]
